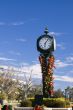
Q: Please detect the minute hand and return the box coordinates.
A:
[44,39,49,47]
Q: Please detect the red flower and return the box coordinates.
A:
[49,90,54,95]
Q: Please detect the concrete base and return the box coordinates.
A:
[14,107,72,110]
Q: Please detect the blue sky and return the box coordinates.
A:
[0,0,73,90]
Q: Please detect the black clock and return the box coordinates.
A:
[37,35,54,53]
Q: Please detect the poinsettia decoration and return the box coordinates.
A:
[39,54,55,97]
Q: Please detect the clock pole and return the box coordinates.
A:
[37,28,56,98]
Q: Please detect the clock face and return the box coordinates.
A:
[39,37,52,50]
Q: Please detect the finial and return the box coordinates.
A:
[44,27,49,35]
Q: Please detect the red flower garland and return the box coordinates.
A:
[39,54,55,97]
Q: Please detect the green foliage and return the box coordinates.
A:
[28,98,70,108]
[20,100,32,107]
[43,98,70,108]
[0,92,7,100]
[29,98,35,107]
[65,99,70,108]
[8,105,12,110]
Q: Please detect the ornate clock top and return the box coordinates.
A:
[44,27,49,35]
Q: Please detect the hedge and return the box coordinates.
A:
[20,98,70,108]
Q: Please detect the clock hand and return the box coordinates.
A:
[45,39,49,44]
[44,39,49,47]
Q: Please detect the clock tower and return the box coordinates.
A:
[37,28,56,98]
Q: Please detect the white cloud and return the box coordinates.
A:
[21,62,29,66]
[57,43,65,50]
[0,63,42,79]
[11,22,24,26]
[30,64,42,78]
[55,60,73,68]
[11,18,38,26]
[32,61,38,64]
[0,22,24,26]
[55,56,73,68]
[49,32,64,36]
[20,64,42,78]
[1,63,73,83]
[54,75,73,83]
[0,18,38,26]
[66,56,73,62]
[0,57,16,61]
[16,38,26,42]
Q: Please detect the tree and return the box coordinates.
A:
[53,89,64,98]
[17,69,33,100]
[65,86,73,101]
[0,67,19,100]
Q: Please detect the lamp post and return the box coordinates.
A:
[37,28,56,98]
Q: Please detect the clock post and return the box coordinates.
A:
[37,28,56,98]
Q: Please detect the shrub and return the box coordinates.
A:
[43,98,70,108]
[20,100,32,107]
[30,98,35,107]
[20,98,70,108]
[65,99,70,108]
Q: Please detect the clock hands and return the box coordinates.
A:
[44,39,49,47]
[39,37,52,50]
